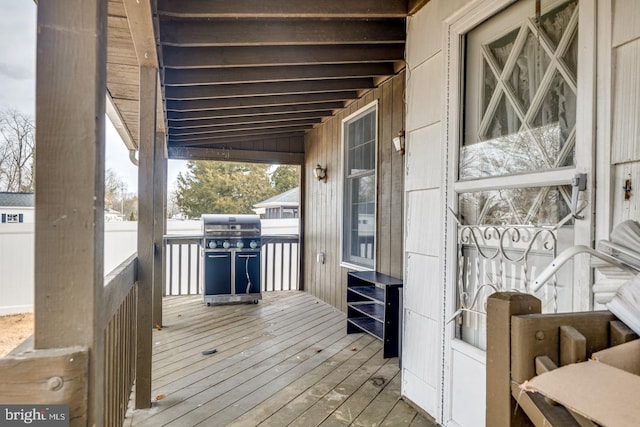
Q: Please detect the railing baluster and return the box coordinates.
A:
[188,243,192,295]
[196,243,200,294]
[280,242,285,291]
[178,244,183,295]
[168,243,173,296]
[263,242,270,292]
[288,242,293,291]
[271,243,277,291]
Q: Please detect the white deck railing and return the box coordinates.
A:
[0,219,299,314]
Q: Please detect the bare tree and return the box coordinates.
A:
[105,168,126,209]
[167,190,180,218]
[104,167,138,220]
[0,108,35,192]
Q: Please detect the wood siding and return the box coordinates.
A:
[303,72,405,312]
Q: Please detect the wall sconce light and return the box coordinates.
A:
[393,130,405,155]
[314,164,327,182]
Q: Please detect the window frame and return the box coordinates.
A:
[340,101,378,271]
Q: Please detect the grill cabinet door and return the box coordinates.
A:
[235,252,260,294]
[204,252,231,295]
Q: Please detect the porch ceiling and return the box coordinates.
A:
[107,0,416,163]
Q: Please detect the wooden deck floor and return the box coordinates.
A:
[125,291,436,427]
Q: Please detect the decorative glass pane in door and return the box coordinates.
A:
[462,0,578,179]
[456,0,580,349]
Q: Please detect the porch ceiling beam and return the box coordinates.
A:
[170,127,307,143]
[170,132,304,147]
[168,111,332,129]
[167,102,343,120]
[159,19,405,47]
[157,0,408,18]
[169,120,318,137]
[162,44,405,68]
[164,78,374,100]
[122,0,158,67]
[409,0,431,14]
[168,145,305,165]
[165,92,355,111]
[164,63,395,86]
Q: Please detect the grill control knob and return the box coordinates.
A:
[237,241,245,249]
[208,241,217,249]
[223,240,231,249]
[250,240,258,249]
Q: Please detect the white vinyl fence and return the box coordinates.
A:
[0,223,35,315]
[1,219,297,315]
[0,221,195,316]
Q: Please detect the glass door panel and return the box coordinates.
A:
[456,0,585,349]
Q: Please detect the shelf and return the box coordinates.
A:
[348,317,383,340]
[346,271,403,358]
[348,285,384,302]
[348,270,403,287]
[348,301,384,322]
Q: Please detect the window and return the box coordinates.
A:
[2,213,22,223]
[342,103,377,269]
[455,0,581,349]
[265,207,298,219]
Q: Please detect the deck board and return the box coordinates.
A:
[225,334,376,427]
[285,353,397,427]
[126,291,436,427]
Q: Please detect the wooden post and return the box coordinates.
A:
[136,66,157,409]
[34,1,107,424]
[486,292,541,427]
[298,163,306,291]
[153,131,166,327]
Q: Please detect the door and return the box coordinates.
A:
[445,0,594,425]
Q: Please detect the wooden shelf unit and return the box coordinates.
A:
[346,271,403,358]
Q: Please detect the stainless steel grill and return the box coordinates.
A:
[201,214,262,305]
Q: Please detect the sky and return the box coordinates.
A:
[0,1,187,195]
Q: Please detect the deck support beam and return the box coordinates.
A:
[153,131,167,327]
[298,163,306,291]
[33,0,108,424]
[136,65,158,409]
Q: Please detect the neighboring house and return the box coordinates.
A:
[104,208,124,222]
[0,192,34,224]
[253,186,299,219]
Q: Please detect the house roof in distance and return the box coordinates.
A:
[254,187,299,209]
[0,192,35,207]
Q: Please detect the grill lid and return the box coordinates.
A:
[202,214,261,236]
